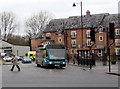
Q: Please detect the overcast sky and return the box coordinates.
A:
[0,0,119,34]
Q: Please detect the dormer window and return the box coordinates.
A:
[97,26,104,33]
[98,27,104,33]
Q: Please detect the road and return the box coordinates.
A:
[2,62,119,87]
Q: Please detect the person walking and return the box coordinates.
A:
[10,55,20,71]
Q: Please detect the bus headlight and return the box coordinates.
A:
[49,62,52,64]
[62,62,65,64]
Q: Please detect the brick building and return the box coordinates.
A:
[31,11,120,59]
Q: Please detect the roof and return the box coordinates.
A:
[44,18,66,33]
[44,13,119,33]
[102,14,118,28]
[0,40,13,48]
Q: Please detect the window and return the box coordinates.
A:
[86,30,90,37]
[99,36,103,41]
[115,39,120,46]
[71,40,76,48]
[115,48,120,55]
[99,27,103,33]
[46,33,51,39]
[70,49,74,54]
[116,29,120,35]
[74,49,78,54]
[45,42,50,44]
[71,31,76,38]
[87,39,91,46]
[98,50,104,57]
[58,37,62,43]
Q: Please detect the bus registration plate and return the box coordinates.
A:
[54,61,60,63]
[55,65,59,66]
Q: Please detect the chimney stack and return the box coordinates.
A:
[86,10,90,16]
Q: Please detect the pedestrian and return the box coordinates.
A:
[72,55,76,64]
[67,54,69,63]
[10,54,20,71]
[73,59,75,64]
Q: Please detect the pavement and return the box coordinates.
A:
[68,60,120,76]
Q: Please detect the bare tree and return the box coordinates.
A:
[0,12,18,41]
[25,11,53,39]
[7,34,29,46]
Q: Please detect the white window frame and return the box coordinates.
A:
[99,36,103,41]
[46,33,51,37]
[71,40,76,45]
[74,49,78,54]
[115,48,120,55]
[99,27,103,33]
[115,39,120,46]
[116,29,120,35]
[58,37,62,43]
[71,40,77,47]
[87,39,91,46]
[70,49,74,54]
[98,50,104,57]
[86,30,90,37]
[71,31,77,38]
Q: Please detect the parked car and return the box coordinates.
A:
[16,56,23,61]
[3,56,14,62]
[22,57,32,63]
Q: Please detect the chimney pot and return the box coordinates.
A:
[86,10,90,16]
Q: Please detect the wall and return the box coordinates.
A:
[13,46,30,56]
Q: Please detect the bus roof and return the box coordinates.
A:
[47,44,65,49]
[36,44,66,50]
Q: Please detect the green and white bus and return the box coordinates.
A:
[35,44,67,68]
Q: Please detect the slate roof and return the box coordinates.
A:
[44,18,67,33]
[44,13,119,33]
[102,14,118,28]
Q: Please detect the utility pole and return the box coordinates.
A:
[73,1,83,48]
[90,26,95,70]
[73,1,83,65]
[108,23,115,72]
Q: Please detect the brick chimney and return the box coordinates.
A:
[86,10,90,16]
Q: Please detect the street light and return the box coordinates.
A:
[73,1,83,66]
[72,1,83,48]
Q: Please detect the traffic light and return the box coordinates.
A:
[109,23,115,39]
[90,27,95,42]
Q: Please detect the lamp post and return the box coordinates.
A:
[73,1,83,48]
[73,1,83,65]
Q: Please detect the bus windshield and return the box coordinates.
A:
[48,49,65,59]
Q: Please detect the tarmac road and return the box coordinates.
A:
[2,62,119,87]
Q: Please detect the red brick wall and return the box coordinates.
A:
[43,32,65,45]
[31,28,120,58]
[31,39,37,51]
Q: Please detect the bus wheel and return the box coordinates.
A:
[60,65,63,69]
[37,64,40,67]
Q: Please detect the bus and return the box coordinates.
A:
[35,44,67,68]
